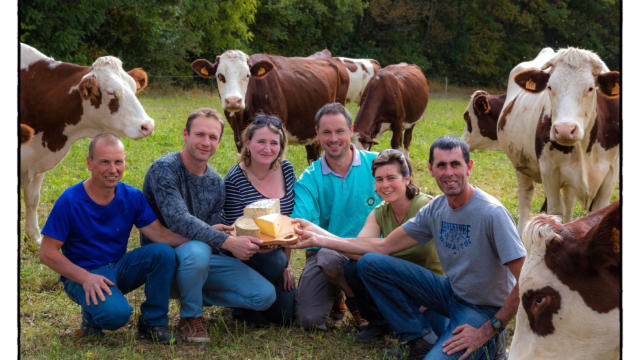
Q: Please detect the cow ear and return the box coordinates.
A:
[78,75,101,106]
[514,69,549,93]
[473,93,490,114]
[127,68,148,93]
[191,59,218,78]
[597,71,620,98]
[586,201,621,270]
[20,124,34,145]
[250,60,274,78]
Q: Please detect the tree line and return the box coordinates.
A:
[19,0,620,88]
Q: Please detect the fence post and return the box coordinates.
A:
[445,76,448,97]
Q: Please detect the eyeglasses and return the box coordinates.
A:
[253,116,282,129]
[376,149,410,176]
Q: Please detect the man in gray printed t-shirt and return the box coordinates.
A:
[290,135,526,360]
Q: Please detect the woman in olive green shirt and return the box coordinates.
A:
[344,149,444,342]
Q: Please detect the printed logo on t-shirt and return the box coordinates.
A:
[366,196,377,206]
[439,221,471,255]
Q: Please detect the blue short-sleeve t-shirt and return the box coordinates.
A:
[42,182,157,272]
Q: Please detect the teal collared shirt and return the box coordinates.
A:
[291,146,381,249]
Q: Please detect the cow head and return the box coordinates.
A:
[513,48,619,147]
[77,56,154,139]
[509,201,620,359]
[353,133,378,150]
[461,90,503,151]
[191,50,273,113]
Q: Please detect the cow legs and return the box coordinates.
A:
[402,126,414,158]
[305,143,322,164]
[542,174,564,220]
[23,172,45,244]
[590,165,619,212]
[516,172,536,235]
[390,123,403,152]
[560,186,576,224]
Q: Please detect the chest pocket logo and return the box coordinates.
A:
[366,196,376,207]
[439,221,471,255]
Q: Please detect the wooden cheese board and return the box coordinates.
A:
[232,215,299,247]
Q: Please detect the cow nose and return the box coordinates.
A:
[552,124,577,142]
[224,97,243,111]
[140,121,154,136]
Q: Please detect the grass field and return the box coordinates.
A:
[19,84,619,359]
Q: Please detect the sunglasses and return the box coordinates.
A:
[376,149,410,176]
[253,116,282,129]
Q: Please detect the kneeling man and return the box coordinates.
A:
[39,133,187,344]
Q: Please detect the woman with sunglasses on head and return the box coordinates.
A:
[222,115,296,326]
[344,149,446,342]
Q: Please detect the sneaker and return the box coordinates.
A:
[137,320,177,345]
[80,316,104,337]
[329,291,347,320]
[383,335,435,360]
[355,323,389,342]
[345,297,369,330]
[178,317,210,343]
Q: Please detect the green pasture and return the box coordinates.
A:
[19,85,619,359]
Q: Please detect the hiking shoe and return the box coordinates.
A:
[178,317,210,343]
[137,320,177,345]
[329,291,347,320]
[383,335,435,360]
[355,323,389,342]
[345,297,369,330]
[80,317,104,337]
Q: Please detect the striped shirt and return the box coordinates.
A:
[222,159,297,225]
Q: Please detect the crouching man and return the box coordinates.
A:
[39,133,187,344]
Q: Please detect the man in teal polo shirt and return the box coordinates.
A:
[292,102,381,330]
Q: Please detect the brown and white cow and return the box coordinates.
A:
[497,47,620,234]
[352,63,428,156]
[509,201,620,359]
[20,43,154,243]
[191,49,349,162]
[336,56,381,104]
[461,90,506,151]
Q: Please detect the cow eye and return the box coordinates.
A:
[106,90,116,97]
[588,87,593,92]
[217,74,226,83]
[547,86,552,91]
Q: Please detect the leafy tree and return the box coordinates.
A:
[249,0,365,57]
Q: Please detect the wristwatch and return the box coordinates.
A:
[490,317,505,332]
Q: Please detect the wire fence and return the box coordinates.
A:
[146,74,218,94]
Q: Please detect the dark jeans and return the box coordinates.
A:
[241,248,295,324]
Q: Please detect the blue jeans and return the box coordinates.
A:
[358,253,498,360]
[174,241,276,317]
[241,248,295,324]
[63,243,176,330]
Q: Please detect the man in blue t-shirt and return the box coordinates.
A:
[291,135,526,360]
[39,133,188,344]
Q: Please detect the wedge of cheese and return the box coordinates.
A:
[234,216,260,237]
[244,198,280,218]
[254,213,286,238]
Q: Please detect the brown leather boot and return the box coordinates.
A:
[345,297,369,330]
